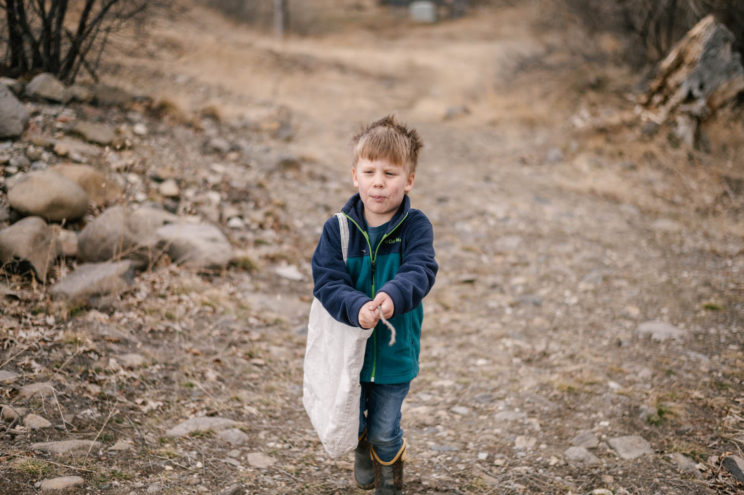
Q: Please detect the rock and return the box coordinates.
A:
[31,440,101,455]
[24,413,52,429]
[0,76,24,95]
[514,436,536,450]
[410,1,437,23]
[0,83,30,138]
[91,84,133,106]
[564,446,600,465]
[156,223,232,270]
[118,353,146,369]
[25,73,70,103]
[72,121,116,146]
[246,452,276,468]
[723,455,744,483]
[571,430,599,449]
[494,410,526,422]
[1,404,24,421]
[56,229,79,258]
[205,136,231,154]
[133,123,148,136]
[165,416,241,437]
[0,216,58,280]
[218,428,249,446]
[50,261,134,302]
[669,452,701,477]
[608,435,653,459]
[545,147,564,164]
[275,263,303,281]
[7,170,89,222]
[78,205,176,267]
[40,476,84,491]
[159,179,180,198]
[53,137,103,161]
[51,164,122,206]
[636,321,685,341]
[0,370,19,384]
[109,439,134,451]
[451,406,471,415]
[68,84,93,103]
[219,484,245,495]
[18,381,56,399]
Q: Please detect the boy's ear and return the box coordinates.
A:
[352,167,359,188]
[404,172,415,193]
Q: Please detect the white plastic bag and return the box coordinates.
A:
[303,213,373,458]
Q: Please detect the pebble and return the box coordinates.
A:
[564,446,600,466]
[19,382,56,399]
[1,404,24,421]
[274,264,303,281]
[451,406,471,415]
[218,428,249,446]
[723,455,744,483]
[0,370,19,383]
[39,476,84,491]
[669,452,701,477]
[514,436,536,450]
[159,178,180,197]
[31,439,102,455]
[166,416,241,437]
[571,430,599,449]
[118,353,146,369]
[635,321,684,341]
[246,452,276,468]
[24,413,52,429]
[109,439,134,451]
[608,435,652,459]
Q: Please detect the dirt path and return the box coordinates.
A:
[2,3,742,494]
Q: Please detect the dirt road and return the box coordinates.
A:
[2,2,742,494]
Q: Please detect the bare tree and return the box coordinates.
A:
[0,0,149,83]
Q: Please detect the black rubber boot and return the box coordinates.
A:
[355,432,374,490]
[371,440,405,495]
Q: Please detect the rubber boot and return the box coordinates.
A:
[371,439,405,495]
[355,431,374,490]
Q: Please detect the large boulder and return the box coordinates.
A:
[77,205,177,268]
[25,73,70,103]
[0,217,58,280]
[50,260,134,302]
[7,170,89,222]
[0,83,29,138]
[51,164,122,206]
[156,223,232,270]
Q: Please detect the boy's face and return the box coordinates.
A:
[352,157,415,227]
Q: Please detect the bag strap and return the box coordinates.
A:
[335,212,349,263]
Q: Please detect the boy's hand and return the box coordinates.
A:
[358,301,381,329]
[373,291,394,320]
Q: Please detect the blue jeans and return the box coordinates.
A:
[358,381,411,462]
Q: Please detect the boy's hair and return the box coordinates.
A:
[352,115,423,173]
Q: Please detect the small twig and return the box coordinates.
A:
[39,458,97,473]
[272,465,301,482]
[84,406,118,462]
[0,346,30,369]
[50,386,68,433]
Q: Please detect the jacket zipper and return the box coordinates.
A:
[344,212,409,382]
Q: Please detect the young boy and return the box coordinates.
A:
[311,115,438,494]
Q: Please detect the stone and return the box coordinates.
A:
[205,136,231,154]
[53,138,102,161]
[31,440,101,455]
[24,413,52,429]
[7,170,89,222]
[91,84,133,106]
[156,223,232,270]
[68,84,93,103]
[545,147,564,164]
[218,428,249,446]
[0,83,29,138]
[18,381,56,399]
[118,353,146,369]
[219,484,245,495]
[40,476,84,491]
[0,216,58,280]
[50,261,134,302]
[514,436,536,450]
[78,205,176,267]
[669,452,701,476]
[494,410,526,422]
[564,446,600,466]
[451,406,471,415]
[1,404,24,421]
[410,1,437,23]
[608,435,653,459]
[636,321,685,341]
[51,164,122,206]
[109,439,134,451]
[246,452,276,468]
[165,416,241,437]
[0,370,19,384]
[275,263,303,281]
[723,455,744,483]
[0,76,24,95]
[72,121,116,146]
[25,73,70,103]
[159,179,180,198]
[571,430,599,449]
[56,229,79,258]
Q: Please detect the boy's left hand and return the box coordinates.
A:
[372,291,394,320]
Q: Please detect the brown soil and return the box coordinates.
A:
[1,2,743,494]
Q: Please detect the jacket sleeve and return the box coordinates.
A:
[378,211,438,316]
[312,217,372,327]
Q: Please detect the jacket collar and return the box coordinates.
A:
[341,193,410,234]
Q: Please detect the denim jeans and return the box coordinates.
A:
[358,381,411,462]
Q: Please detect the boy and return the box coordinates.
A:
[311,115,438,494]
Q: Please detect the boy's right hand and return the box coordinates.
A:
[358,300,380,329]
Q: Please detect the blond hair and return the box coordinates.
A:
[352,115,423,173]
